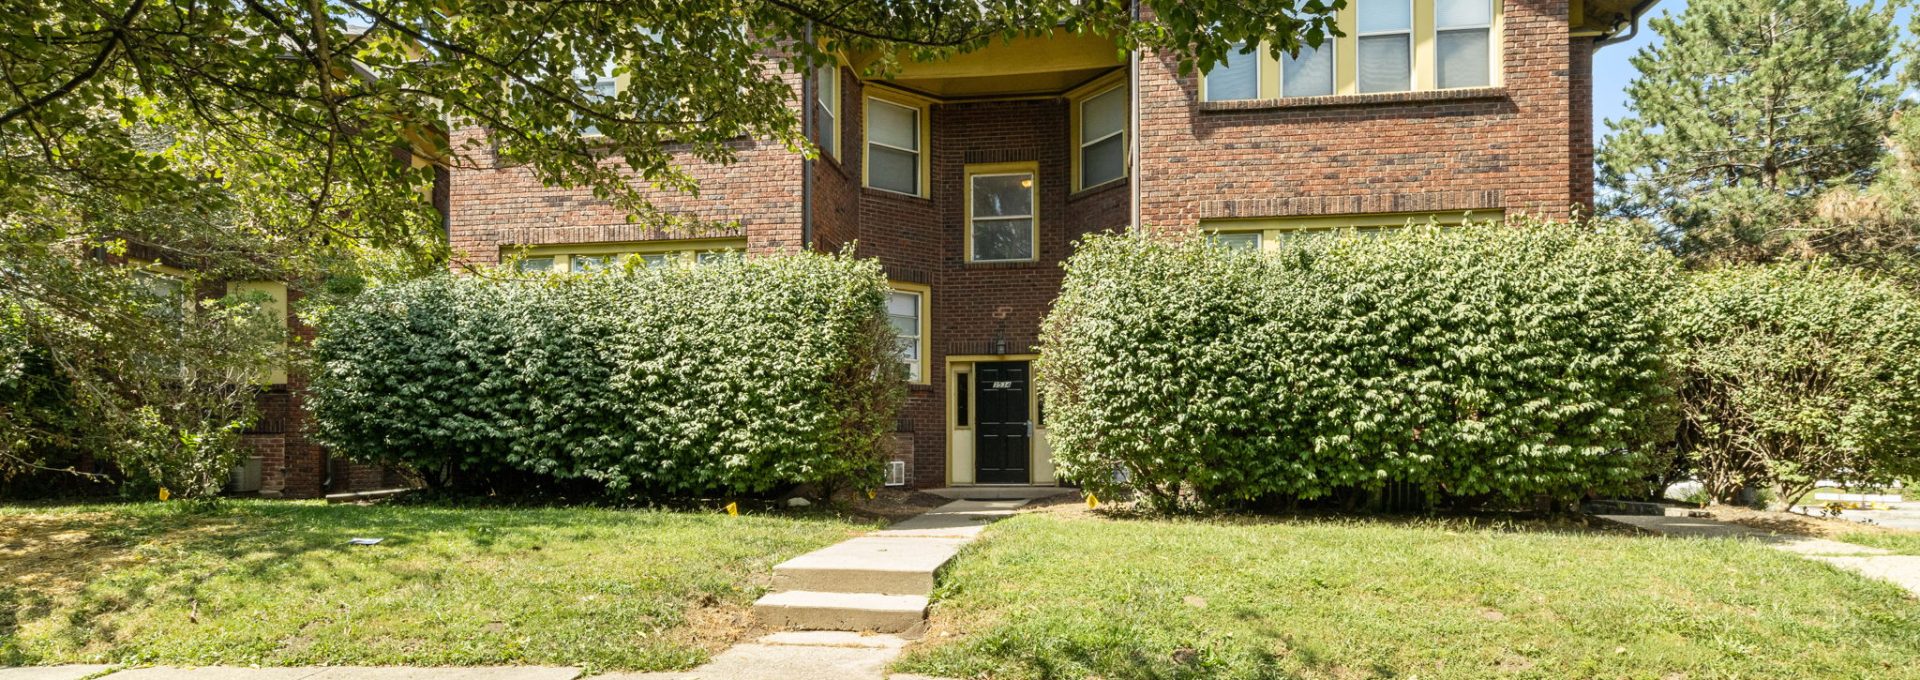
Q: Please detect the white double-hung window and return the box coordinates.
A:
[1436,0,1494,89]
[1204,43,1261,101]
[812,63,838,159]
[1078,85,1127,189]
[866,97,922,195]
[1357,0,1413,93]
[968,165,1038,262]
[887,287,927,383]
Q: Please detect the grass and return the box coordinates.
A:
[0,500,869,672]
[1840,531,1920,555]
[894,512,1920,680]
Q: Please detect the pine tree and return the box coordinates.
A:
[1598,0,1905,262]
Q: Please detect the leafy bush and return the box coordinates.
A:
[310,253,903,497]
[1668,263,1920,507]
[1038,222,1679,511]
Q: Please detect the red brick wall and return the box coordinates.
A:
[1137,0,1584,230]
[1569,36,1596,211]
[447,71,806,266]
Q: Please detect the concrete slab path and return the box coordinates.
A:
[1600,512,1920,597]
[0,666,116,680]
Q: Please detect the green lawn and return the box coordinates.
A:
[895,513,1920,680]
[1841,531,1920,555]
[0,500,868,672]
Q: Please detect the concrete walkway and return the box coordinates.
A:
[1601,512,1920,597]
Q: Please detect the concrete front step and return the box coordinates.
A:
[752,590,929,633]
[771,537,966,596]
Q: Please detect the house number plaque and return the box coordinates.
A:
[990,381,1013,388]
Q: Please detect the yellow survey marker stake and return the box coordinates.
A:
[1086,492,1099,509]
[725,502,739,517]
[158,487,171,502]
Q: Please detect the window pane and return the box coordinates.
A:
[955,372,970,427]
[696,251,740,265]
[973,218,1034,261]
[518,257,554,273]
[814,104,835,155]
[815,64,836,107]
[869,145,918,194]
[639,254,669,268]
[1205,43,1260,100]
[1358,35,1411,93]
[1082,135,1125,187]
[1207,232,1262,251]
[886,290,919,320]
[1081,87,1126,143]
[868,99,918,151]
[972,174,1033,218]
[1358,0,1411,33]
[813,64,836,154]
[571,255,614,273]
[1282,44,1335,97]
[1437,29,1491,89]
[1436,0,1491,28]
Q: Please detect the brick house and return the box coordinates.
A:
[447,0,1651,489]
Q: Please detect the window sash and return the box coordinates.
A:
[1079,86,1126,189]
[969,168,1037,262]
[887,290,923,382]
[1281,44,1336,98]
[813,64,837,157]
[867,98,921,194]
[1204,43,1261,101]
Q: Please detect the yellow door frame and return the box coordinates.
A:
[944,353,1048,486]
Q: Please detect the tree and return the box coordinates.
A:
[1597,0,1904,262]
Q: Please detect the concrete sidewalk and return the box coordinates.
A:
[1600,512,1920,597]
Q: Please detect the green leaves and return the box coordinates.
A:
[1667,262,1920,505]
[308,253,903,498]
[1598,0,1904,260]
[1038,221,1680,510]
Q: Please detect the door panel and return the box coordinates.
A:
[973,361,1031,484]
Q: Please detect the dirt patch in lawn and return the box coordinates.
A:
[834,487,952,524]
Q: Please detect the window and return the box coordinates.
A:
[866,96,922,195]
[576,65,620,137]
[1202,210,1501,246]
[954,370,970,427]
[1282,44,1335,97]
[506,239,747,273]
[1204,43,1261,101]
[1357,0,1413,93]
[1207,231,1263,251]
[229,281,290,385]
[812,62,838,159]
[1078,85,1127,189]
[887,286,927,383]
[518,256,555,273]
[1436,0,1493,89]
[967,164,1037,262]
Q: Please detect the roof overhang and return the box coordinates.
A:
[848,29,1125,99]
[1576,0,1664,40]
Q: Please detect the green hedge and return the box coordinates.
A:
[1669,263,1920,506]
[310,253,903,497]
[1038,223,1679,510]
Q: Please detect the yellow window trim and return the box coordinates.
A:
[1201,0,1503,101]
[506,237,748,272]
[963,161,1041,264]
[888,281,932,385]
[1067,72,1129,193]
[1203,209,1503,251]
[862,86,933,198]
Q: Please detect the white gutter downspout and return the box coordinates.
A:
[1128,0,1143,232]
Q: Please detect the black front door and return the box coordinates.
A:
[974,361,1031,484]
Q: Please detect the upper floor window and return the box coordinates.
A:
[1436,0,1493,89]
[1077,84,1127,190]
[967,162,1038,263]
[575,65,621,137]
[1358,0,1413,93]
[1200,0,1499,101]
[1205,43,1261,101]
[1284,44,1335,97]
[812,63,839,159]
[866,95,924,196]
